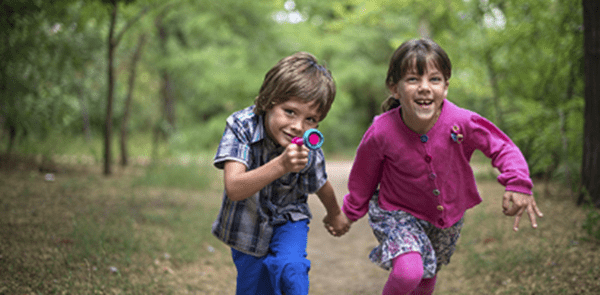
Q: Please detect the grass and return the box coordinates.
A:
[435,181,600,295]
[0,153,235,294]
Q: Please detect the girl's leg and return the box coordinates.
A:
[410,275,436,295]
[231,248,274,295]
[382,252,424,295]
[263,219,311,295]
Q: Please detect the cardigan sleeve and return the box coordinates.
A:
[468,114,533,195]
[342,124,385,221]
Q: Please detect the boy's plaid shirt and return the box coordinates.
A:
[212,106,327,257]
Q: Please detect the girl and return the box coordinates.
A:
[342,39,543,294]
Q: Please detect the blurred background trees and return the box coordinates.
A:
[0,0,593,202]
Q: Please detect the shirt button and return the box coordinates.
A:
[429,173,437,180]
[433,189,440,196]
[424,155,432,163]
[420,135,429,143]
[437,205,444,211]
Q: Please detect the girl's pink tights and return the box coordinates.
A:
[382,252,436,295]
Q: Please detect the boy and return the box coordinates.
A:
[212,52,350,295]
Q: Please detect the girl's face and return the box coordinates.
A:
[264,97,320,147]
[390,61,448,134]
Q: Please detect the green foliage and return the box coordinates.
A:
[0,0,586,188]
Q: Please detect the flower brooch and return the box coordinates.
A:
[451,125,463,143]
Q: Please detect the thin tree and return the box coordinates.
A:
[103,0,147,175]
[580,0,600,206]
[120,34,146,166]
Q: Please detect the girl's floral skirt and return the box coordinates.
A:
[368,193,464,278]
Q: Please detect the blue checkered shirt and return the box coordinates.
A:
[212,106,328,257]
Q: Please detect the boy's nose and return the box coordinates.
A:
[290,119,304,132]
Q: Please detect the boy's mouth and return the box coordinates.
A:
[283,132,296,141]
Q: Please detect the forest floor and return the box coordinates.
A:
[1,154,599,294]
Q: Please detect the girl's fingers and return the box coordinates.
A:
[513,207,525,231]
[526,204,538,229]
[533,201,544,217]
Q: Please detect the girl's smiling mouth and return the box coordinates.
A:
[416,100,434,106]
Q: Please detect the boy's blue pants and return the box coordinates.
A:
[231,219,311,295]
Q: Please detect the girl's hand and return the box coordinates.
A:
[502,191,543,231]
[280,143,309,173]
[323,212,351,237]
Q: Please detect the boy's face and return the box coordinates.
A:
[264,97,320,147]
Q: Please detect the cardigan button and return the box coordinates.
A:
[433,189,440,196]
[437,205,444,211]
[429,173,437,180]
[420,135,429,143]
[424,155,432,163]
[438,219,445,226]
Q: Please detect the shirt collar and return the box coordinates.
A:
[250,112,285,153]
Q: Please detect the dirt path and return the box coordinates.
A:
[306,161,388,294]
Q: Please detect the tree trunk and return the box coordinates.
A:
[155,9,176,139]
[104,2,117,175]
[484,50,505,131]
[580,0,600,206]
[77,84,91,143]
[120,34,146,166]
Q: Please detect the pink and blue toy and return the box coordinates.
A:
[291,128,324,150]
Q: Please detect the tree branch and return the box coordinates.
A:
[114,6,148,47]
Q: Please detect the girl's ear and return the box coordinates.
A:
[388,83,398,97]
[443,80,449,97]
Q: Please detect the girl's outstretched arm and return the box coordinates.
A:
[502,191,544,231]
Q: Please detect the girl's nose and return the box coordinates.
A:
[418,80,431,92]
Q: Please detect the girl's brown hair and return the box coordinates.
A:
[254,52,336,121]
[381,38,452,112]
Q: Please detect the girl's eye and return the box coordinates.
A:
[431,77,443,82]
[307,117,317,124]
[285,109,295,116]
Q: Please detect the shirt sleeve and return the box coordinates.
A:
[213,115,252,170]
[468,114,533,195]
[304,148,328,194]
[342,125,385,221]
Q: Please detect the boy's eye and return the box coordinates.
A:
[285,109,295,115]
[431,76,443,82]
[307,117,317,124]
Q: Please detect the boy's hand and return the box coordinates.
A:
[502,191,543,231]
[323,212,351,237]
[280,143,309,173]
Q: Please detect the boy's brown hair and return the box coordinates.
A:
[254,52,336,121]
